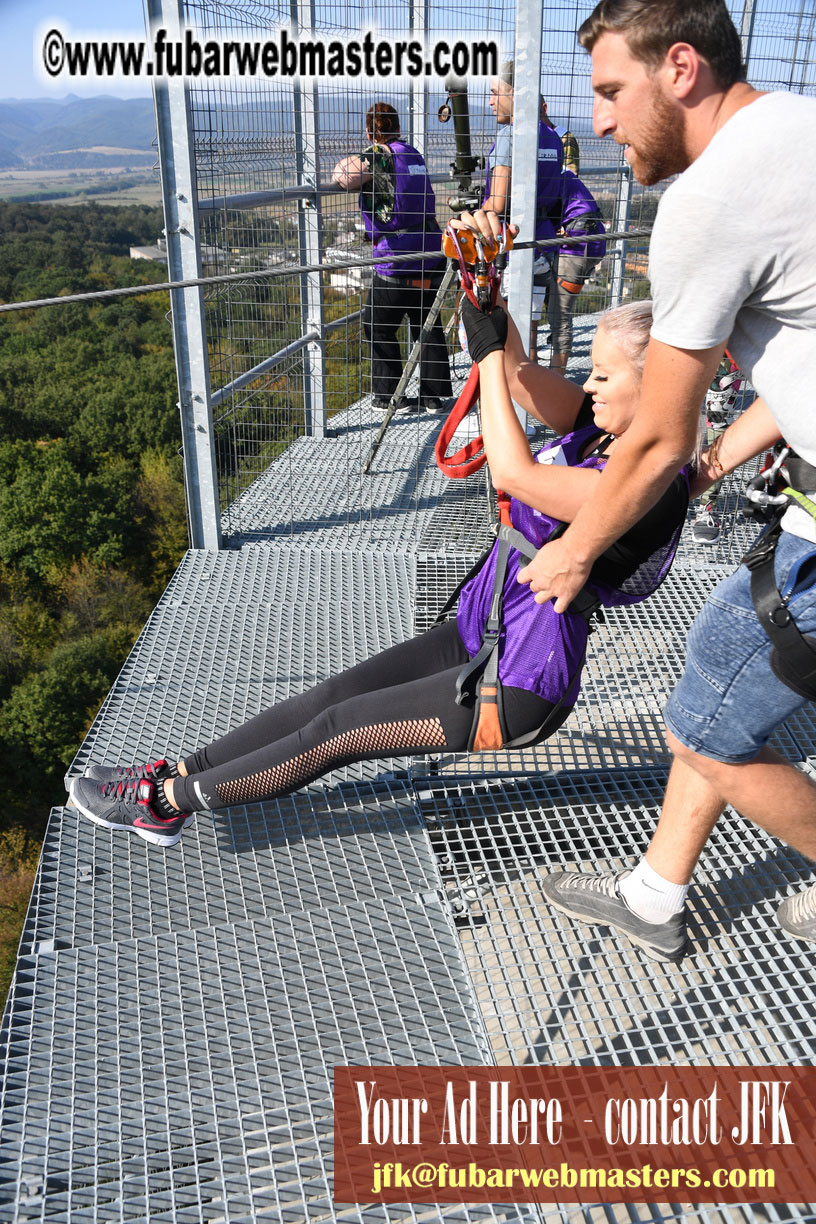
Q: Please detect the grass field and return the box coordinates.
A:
[0,166,162,206]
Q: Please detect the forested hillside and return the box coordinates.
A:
[0,202,187,991]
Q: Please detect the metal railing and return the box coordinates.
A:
[143,0,669,548]
[93,0,816,548]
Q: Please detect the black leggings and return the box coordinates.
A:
[173,622,565,811]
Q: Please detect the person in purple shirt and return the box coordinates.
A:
[549,169,607,373]
[483,62,564,354]
[332,101,451,413]
[67,298,689,849]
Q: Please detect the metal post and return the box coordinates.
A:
[610,154,632,308]
[799,6,816,93]
[410,0,430,157]
[739,0,758,73]
[146,0,221,550]
[292,0,327,438]
[507,0,543,418]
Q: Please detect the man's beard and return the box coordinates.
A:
[630,82,691,185]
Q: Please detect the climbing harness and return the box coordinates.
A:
[432,260,676,751]
[434,222,514,491]
[742,441,816,700]
[441,521,602,751]
[434,426,627,751]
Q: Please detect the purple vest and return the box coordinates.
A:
[484,120,563,244]
[558,170,606,260]
[360,140,442,277]
[457,423,688,704]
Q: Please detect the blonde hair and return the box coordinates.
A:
[597,299,653,378]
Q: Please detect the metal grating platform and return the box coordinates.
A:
[0,896,504,1224]
[19,780,437,957]
[66,549,417,786]
[415,770,816,1069]
[222,363,491,555]
[4,309,816,1221]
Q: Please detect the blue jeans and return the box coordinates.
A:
[665,530,816,763]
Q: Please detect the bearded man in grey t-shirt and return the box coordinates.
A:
[512,0,816,959]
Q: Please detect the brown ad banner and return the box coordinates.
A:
[333,1065,816,1204]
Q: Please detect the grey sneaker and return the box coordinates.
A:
[691,503,720,545]
[69,776,191,847]
[541,870,688,963]
[84,757,175,785]
[777,883,816,942]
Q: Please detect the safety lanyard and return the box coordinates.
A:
[434,223,513,524]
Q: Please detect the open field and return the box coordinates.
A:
[0,166,162,206]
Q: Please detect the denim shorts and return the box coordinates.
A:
[665,529,816,763]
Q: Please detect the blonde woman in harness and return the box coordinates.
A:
[67,300,689,849]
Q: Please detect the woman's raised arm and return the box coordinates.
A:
[477,350,605,522]
[502,312,586,434]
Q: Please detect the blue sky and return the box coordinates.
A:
[3,0,150,99]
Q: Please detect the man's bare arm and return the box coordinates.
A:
[690,394,778,499]
[332,155,372,191]
[517,338,724,611]
[482,164,511,216]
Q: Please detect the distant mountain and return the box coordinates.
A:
[0,96,156,168]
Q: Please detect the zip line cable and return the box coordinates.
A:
[0,229,651,314]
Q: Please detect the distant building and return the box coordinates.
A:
[200,243,226,274]
[129,237,226,275]
[129,238,167,264]
[324,244,371,295]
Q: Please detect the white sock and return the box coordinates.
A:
[619,859,689,924]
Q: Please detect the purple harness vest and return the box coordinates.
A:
[457,423,688,705]
[559,170,607,260]
[360,139,442,276]
[484,120,563,245]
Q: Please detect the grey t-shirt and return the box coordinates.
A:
[489,124,513,170]
[649,92,816,535]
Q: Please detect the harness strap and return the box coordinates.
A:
[453,523,602,751]
[456,534,511,704]
[784,480,816,512]
[458,534,512,750]
[433,542,494,626]
[557,277,584,294]
[434,363,485,477]
[435,221,511,478]
[495,524,601,620]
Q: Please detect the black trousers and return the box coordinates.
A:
[173,622,562,811]
[363,272,453,401]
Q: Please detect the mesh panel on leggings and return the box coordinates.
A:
[213,717,448,805]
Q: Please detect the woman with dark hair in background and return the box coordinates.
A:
[332,102,452,413]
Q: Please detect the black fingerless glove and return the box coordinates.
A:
[460,297,509,364]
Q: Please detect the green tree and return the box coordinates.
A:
[0,627,135,824]
[0,441,139,581]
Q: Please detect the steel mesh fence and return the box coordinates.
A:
[173,0,661,543]
[155,0,816,546]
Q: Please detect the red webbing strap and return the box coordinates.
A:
[434,272,502,479]
[434,362,484,477]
